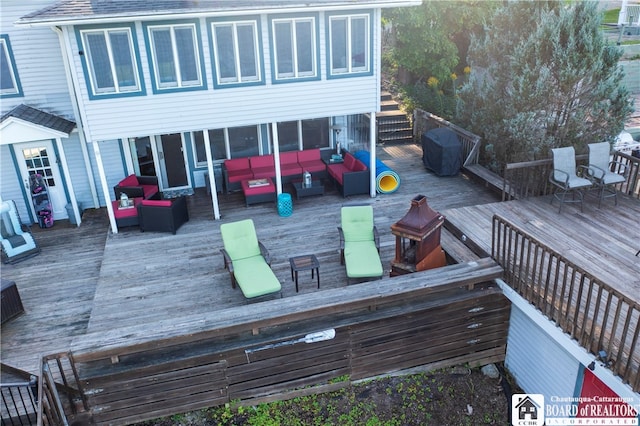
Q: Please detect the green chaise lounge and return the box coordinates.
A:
[220,219,282,299]
[338,205,384,282]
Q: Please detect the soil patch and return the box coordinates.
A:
[135,365,515,425]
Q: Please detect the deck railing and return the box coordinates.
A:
[413,109,481,166]
[492,214,640,392]
[1,375,38,425]
[503,151,640,201]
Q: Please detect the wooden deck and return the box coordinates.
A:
[1,142,638,377]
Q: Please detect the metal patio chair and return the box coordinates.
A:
[549,146,592,213]
[586,142,628,207]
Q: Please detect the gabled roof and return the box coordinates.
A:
[1,104,76,134]
[17,0,421,26]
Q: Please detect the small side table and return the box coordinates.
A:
[289,254,320,293]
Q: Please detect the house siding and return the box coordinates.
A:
[0,1,74,119]
[66,11,379,142]
[505,305,580,401]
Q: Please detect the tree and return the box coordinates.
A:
[456,1,633,170]
[383,1,498,119]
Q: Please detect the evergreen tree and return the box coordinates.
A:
[457,1,633,170]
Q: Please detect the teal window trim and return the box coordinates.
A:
[142,19,207,94]
[0,35,24,98]
[208,16,265,89]
[326,10,373,79]
[76,24,146,100]
[268,13,321,84]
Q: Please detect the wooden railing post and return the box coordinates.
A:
[492,214,640,391]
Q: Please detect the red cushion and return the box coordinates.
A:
[112,198,141,218]
[227,170,254,182]
[241,178,275,195]
[141,185,159,199]
[280,151,299,165]
[297,149,320,162]
[119,174,139,186]
[344,154,356,170]
[141,199,172,207]
[225,158,251,172]
[249,154,274,169]
[352,160,366,172]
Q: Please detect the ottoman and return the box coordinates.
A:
[241,178,276,207]
[112,197,142,228]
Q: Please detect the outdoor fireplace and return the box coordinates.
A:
[390,195,446,276]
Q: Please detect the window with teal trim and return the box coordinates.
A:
[329,14,370,76]
[80,27,141,95]
[211,20,261,86]
[271,16,317,80]
[147,23,203,90]
[0,35,23,97]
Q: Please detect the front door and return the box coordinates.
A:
[16,141,67,220]
[155,133,189,190]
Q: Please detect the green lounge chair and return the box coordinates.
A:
[338,205,384,282]
[220,219,282,299]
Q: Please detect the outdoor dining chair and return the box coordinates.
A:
[338,205,384,283]
[0,200,40,263]
[220,219,281,300]
[586,142,628,207]
[549,146,592,213]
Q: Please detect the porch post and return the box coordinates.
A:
[93,140,118,234]
[369,112,377,198]
[54,136,81,226]
[271,122,283,195]
[202,130,221,220]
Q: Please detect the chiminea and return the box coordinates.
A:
[390,195,446,276]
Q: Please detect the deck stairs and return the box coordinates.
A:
[377,91,413,145]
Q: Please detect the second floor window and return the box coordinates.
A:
[80,27,141,96]
[146,23,203,90]
[329,14,370,76]
[0,35,22,97]
[271,16,317,81]
[211,20,261,86]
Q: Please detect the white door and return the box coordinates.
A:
[16,141,68,220]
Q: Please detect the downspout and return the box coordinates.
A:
[53,26,99,210]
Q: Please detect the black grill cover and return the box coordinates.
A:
[421,128,463,176]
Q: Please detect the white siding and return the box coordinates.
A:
[505,305,580,400]
[62,133,94,209]
[0,145,32,223]
[0,1,74,118]
[66,11,380,141]
[87,139,126,206]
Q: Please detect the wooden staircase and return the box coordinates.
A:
[377,91,413,145]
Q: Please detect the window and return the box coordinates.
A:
[228,126,260,158]
[328,13,371,76]
[193,129,226,166]
[79,26,143,96]
[270,15,318,81]
[0,35,23,97]
[269,118,330,151]
[211,19,262,86]
[145,22,204,91]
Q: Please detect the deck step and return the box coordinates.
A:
[377,93,414,145]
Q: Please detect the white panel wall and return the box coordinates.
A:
[86,140,126,206]
[0,145,32,223]
[506,304,580,400]
[61,133,94,209]
[0,1,74,118]
[65,11,380,141]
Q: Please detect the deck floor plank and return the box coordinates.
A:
[1,143,638,376]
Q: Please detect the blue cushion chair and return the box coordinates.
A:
[220,219,282,299]
[338,205,384,283]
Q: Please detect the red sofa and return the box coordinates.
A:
[222,149,327,193]
[114,175,159,200]
[326,151,369,197]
